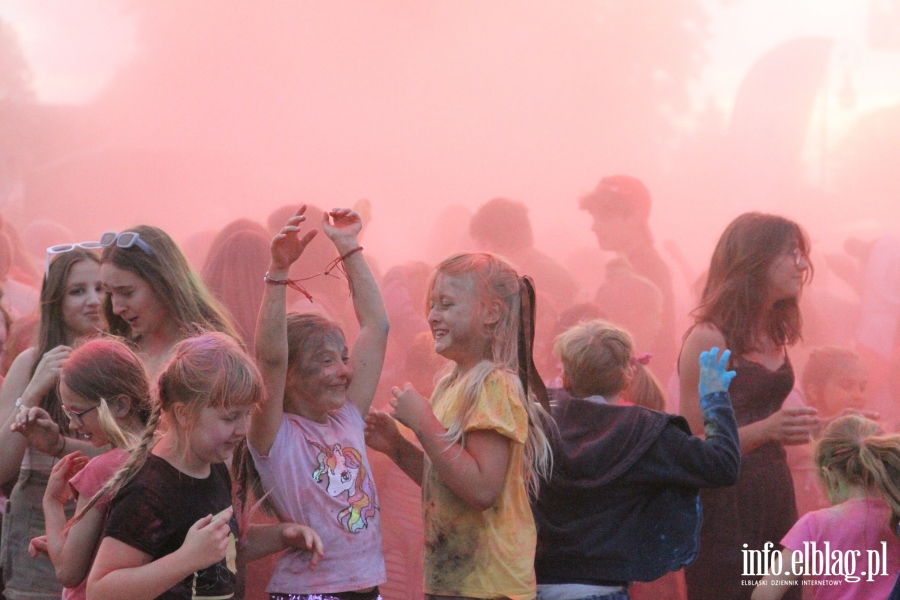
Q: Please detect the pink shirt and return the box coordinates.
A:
[248,403,385,594]
[781,496,900,600]
[62,448,128,600]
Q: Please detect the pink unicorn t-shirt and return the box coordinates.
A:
[248,402,385,594]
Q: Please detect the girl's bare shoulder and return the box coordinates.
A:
[685,322,726,347]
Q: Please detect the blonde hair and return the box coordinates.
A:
[554,319,665,410]
[75,333,263,524]
[428,252,552,496]
[815,415,900,520]
[621,366,666,411]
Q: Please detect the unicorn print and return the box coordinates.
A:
[308,440,377,533]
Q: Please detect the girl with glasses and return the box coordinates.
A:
[99,225,239,379]
[0,248,107,600]
[13,337,151,600]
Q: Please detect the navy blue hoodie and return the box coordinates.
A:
[533,389,740,584]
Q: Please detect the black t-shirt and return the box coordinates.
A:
[104,454,238,600]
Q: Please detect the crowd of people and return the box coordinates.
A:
[0,176,897,600]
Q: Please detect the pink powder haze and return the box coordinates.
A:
[2,1,898,273]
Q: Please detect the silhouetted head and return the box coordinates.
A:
[202,229,270,345]
[580,175,652,251]
[802,346,867,416]
[469,197,534,254]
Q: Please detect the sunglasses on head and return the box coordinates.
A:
[100,231,154,257]
[45,241,102,279]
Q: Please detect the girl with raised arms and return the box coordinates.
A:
[244,206,389,599]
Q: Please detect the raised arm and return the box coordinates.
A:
[322,209,389,415]
[645,348,740,488]
[0,345,90,483]
[249,207,318,455]
[679,324,726,438]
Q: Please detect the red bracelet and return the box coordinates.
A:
[339,246,363,261]
[263,272,313,302]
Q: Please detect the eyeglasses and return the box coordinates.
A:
[62,404,99,427]
[45,241,103,279]
[100,231,154,256]
[786,247,809,268]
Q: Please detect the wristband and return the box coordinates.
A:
[339,246,363,261]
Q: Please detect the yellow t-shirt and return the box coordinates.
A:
[422,369,536,600]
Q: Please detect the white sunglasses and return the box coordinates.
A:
[45,241,102,279]
[99,231,154,256]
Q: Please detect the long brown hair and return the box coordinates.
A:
[202,229,270,346]
[101,225,240,342]
[36,248,102,432]
[693,212,811,356]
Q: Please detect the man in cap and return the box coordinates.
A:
[580,175,676,386]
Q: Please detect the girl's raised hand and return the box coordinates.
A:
[25,345,71,401]
[390,383,433,435]
[280,524,324,568]
[44,452,90,506]
[364,409,404,456]
[11,405,63,455]
[178,507,234,574]
[321,208,362,250]
[270,206,318,273]
[698,347,737,398]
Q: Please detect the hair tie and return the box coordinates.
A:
[632,353,652,366]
